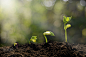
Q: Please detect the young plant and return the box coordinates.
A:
[63,16,72,42]
[14,42,17,46]
[14,42,18,49]
[29,36,37,44]
[43,31,55,43]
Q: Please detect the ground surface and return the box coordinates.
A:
[0,41,86,57]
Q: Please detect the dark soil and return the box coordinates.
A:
[0,41,86,57]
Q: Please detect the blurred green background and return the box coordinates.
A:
[0,0,86,46]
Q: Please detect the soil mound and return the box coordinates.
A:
[0,41,86,57]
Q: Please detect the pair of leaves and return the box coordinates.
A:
[43,31,55,36]
[64,24,71,30]
[63,16,72,30]
[14,42,17,46]
[63,16,72,23]
[30,36,37,42]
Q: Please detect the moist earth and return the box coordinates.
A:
[0,41,86,57]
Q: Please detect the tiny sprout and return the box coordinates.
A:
[43,31,55,43]
[14,43,17,46]
[29,36,37,44]
[13,42,18,49]
[63,16,72,42]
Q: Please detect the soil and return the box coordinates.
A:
[0,41,86,57]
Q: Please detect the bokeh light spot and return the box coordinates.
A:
[82,29,86,36]
[80,0,86,6]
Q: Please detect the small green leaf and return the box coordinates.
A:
[65,24,71,29]
[14,43,17,46]
[66,17,71,22]
[43,31,51,35]
[63,16,67,23]
[50,32,55,36]
[31,36,37,40]
[31,39,36,42]
[43,31,55,36]
[63,16,72,23]
[30,36,37,43]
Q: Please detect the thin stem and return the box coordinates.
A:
[65,29,67,42]
[44,35,47,43]
[64,23,67,42]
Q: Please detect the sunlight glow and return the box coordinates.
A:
[27,0,32,1]
[63,0,68,2]
[43,0,56,7]
[1,0,15,9]
[82,29,86,36]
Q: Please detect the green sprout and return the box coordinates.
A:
[14,42,17,46]
[29,36,37,44]
[63,16,72,42]
[43,31,55,43]
[13,42,18,48]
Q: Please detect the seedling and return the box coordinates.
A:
[43,31,55,43]
[14,42,18,49]
[29,36,37,44]
[14,42,17,46]
[63,16,72,42]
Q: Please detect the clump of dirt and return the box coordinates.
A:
[0,41,86,57]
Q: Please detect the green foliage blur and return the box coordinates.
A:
[0,0,86,46]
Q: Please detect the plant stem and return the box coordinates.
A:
[44,35,47,43]
[64,23,67,42]
[65,29,67,42]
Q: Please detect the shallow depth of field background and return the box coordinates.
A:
[0,0,86,46]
